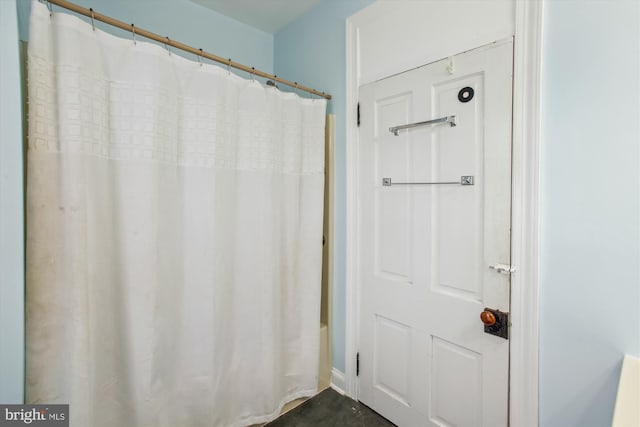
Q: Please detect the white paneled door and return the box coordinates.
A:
[357,40,513,427]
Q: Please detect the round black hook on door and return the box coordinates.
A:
[458,86,474,103]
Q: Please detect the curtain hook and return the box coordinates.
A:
[266,76,279,90]
[131,24,136,45]
[198,49,203,67]
[227,58,232,75]
[294,82,299,96]
[165,37,171,56]
[250,67,255,82]
[46,0,53,17]
[89,8,95,31]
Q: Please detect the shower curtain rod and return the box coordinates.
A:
[42,0,332,100]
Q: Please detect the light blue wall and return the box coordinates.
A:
[0,0,25,404]
[16,0,274,73]
[274,0,373,373]
[539,1,640,426]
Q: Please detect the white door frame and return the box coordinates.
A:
[344,2,543,426]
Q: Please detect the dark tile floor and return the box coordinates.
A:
[266,388,396,427]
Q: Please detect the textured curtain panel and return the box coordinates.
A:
[25,2,326,426]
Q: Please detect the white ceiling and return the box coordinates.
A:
[190,0,324,33]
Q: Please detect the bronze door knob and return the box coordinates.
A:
[480,310,497,326]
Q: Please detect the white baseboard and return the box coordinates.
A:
[330,368,346,395]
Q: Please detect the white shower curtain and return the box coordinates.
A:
[25,2,326,426]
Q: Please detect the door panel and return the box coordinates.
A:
[374,93,414,282]
[358,40,513,427]
[432,74,484,301]
[431,336,482,427]
[374,315,412,405]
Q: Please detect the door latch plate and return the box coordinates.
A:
[489,264,516,274]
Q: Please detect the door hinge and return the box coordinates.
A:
[357,102,360,127]
[356,352,360,376]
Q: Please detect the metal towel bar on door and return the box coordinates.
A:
[385,115,466,186]
[388,115,456,136]
[382,176,474,186]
